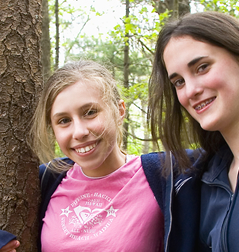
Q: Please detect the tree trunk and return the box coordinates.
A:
[141,100,149,154]
[0,0,42,251]
[153,0,190,17]
[55,0,59,70]
[123,0,130,151]
[42,0,52,83]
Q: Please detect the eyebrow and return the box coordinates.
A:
[168,56,208,80]
[52,102,99,119]
[188,56,207,67]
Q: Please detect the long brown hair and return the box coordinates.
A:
[149,11,239,173]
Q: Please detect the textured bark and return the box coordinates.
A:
[123,0,130,151]
[0,0,42,251]
[55,0,59,70]
[41,0,51,83]
[153,0,190,17]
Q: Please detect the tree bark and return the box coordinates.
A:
[42,0,51,83]
[55,0,59,70]
[153,0,190,17]
[123,0,130,151]
[0,0,42,251]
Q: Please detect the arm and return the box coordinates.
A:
[0,230,19,251]
[0,240,20,252]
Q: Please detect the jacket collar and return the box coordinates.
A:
[202,145,233,184]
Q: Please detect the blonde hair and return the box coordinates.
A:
[30,60,123,169]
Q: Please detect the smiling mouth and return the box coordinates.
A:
[75,143,97,154]
[194,97,215,111]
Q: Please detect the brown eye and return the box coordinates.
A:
[58,118,71,124]
[173,78,185,88]
[198,63,209,73]
[84,109,98,117]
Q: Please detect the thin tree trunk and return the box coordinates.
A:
[142,100,150,154]
[55,0,59,69]
[123,0,130,151]
[153,0,190,17]
[42,0,52,83]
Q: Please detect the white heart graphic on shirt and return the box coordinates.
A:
[74,205,103,224]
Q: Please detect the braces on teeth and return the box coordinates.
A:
[195,98,214,110]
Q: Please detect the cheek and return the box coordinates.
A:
[93,116,117,143]
[90,117,107,135]
[176,90,188,108]
[204,70,223,89]
[53,128,67,149]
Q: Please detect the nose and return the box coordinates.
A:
[185,77,203,99]
[72,119,90,140]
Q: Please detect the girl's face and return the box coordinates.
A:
[50,81,125,177]
[163,36,239,136]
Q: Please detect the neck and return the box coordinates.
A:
[228,158,239,193]
[221,127,239,192]
[220,125,239,167]
[81,147,126,178]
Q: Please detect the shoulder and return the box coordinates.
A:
[141,149,204,174]
[39,157,74,232]
[140,152,166,190]
[172,149,204,192]
[141,148,203,161]
[141,152,166,211]
[141,152,165,171]
[185,148,205,169]
[141,150,203,195]
[39,157,74,199]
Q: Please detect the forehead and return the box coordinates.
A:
[65,81,102,96]
[163,36,211,71]
[164,36,203,58]
[53,81,103,107]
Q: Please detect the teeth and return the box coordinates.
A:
[75,143,96,153]
[195,98,214,111]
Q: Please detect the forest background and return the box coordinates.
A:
[46,0,239,155]
[0,0,239,251]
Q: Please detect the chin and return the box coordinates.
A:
[200,123,218,132]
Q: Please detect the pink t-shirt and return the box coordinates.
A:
[41,155,164,251]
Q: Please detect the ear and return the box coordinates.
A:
[118,99,125,125]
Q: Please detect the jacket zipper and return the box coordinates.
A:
[165,152,173,252]
[220,192,236,252]
[202,180,233,252]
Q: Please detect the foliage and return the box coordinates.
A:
[48,0,102,67]
[200,0,239,16]
[49,0,239,156]
[48,0,169,155]
[55,142,65,157]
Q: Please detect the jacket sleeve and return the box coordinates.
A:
[0,230,16,249]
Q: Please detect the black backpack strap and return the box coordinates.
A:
[39,157,75,200]
[141,152,166,214]
[38,157,74,252]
